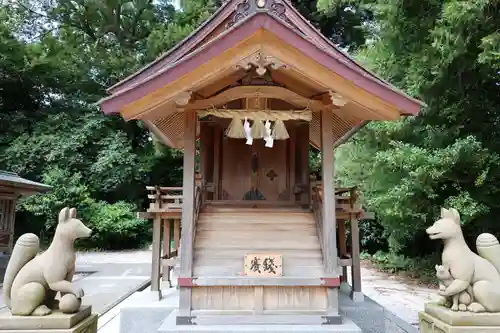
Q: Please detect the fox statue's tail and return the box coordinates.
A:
[476,233,500,274]
[2,233,40,308]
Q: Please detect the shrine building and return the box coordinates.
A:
[98,0,424,330]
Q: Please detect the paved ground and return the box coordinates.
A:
[351,263,437,327]
[0,250,152,316]
[1,250,436,332]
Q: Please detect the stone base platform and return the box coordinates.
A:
[159,310,362,333]
[0,305,97,333]
[117,284,417,333]
[419,303,500,333]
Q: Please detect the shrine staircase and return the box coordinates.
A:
[191,205,329,319]
[194,205,323,277]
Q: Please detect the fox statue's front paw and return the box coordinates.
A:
[32,305,52,316]
[436,296,450,307]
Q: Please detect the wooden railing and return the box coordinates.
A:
[146,186,183,212]
[310,182,370,219]
[193,184,203,238]
[311,183,324,256]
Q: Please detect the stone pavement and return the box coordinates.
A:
[77,251,436,327]
[0,250,152,317]
[349,263,437,328]
[1,250,436,332]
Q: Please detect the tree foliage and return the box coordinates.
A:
[332,0,500,257]
[0,0,368,249]
[1,0,498,262]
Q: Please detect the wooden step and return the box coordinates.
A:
[198,217,315,223]
[193,208,323,278]
[196,233,319,244]
[196,223,316,232]
[194,249,323,259]
[201,208,310,214]
[194,256,322,267]
[193,264,324,277]
[195,238,321,250]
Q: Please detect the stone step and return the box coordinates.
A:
[158,310,362,333]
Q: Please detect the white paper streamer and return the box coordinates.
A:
[244,117,253,145]
[264,120,274,148]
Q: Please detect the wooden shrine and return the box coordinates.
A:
[0,171,51,280]
[99,0,424,326]
[0,171,51,253]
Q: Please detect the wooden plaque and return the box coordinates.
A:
[244,253,283,276]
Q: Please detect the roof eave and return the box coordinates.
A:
[99,13,424,117]
[0,177,51,196]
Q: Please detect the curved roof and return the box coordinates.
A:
[98,0,425,149]
[0,171,51,196]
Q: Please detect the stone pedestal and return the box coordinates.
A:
[419,303,500,333]
[0,306,97,333]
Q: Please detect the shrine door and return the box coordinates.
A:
[221,138,289,201]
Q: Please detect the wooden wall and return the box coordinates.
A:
[199,119,310,204]
[0,199,16,253]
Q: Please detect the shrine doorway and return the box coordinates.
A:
[221,137,288,201]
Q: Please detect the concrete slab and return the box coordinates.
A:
[76,263,151,277]
[339,289,418,333]
[119,287,178,333]
[158,310,362,333]
[116,285,420,333]
[339,291,385,333]
[75,275,150,315]
[98,312,121,333]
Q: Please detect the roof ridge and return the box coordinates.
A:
[0,170,19,177]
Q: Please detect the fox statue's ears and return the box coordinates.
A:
[441,208,460,225]
[58,207,77,224]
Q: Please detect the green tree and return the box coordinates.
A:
[331,0,500,257]
[0,0,202,247]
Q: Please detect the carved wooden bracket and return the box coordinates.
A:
[235,51,286,76]
[174,91,193,106]
[226,0,291,29]
[329,91,348,107]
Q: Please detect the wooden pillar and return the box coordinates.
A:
[297,124,310,208]
[199,122,213,202]
[320,109,339,316]
[151,216,162,295]
[350,188,363,302]
[338,219,348,283]
[7,199,16,252]
[173,219,181,251]
[178,110,197,320]
[288,125,296,202]
[150,186,162,296]
[162,220,172,284]
[163,220,171,258]
[213,125,221,201]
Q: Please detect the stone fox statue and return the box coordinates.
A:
[2,207,92,316]
[435,264,473,312]
[427,208,500,313]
